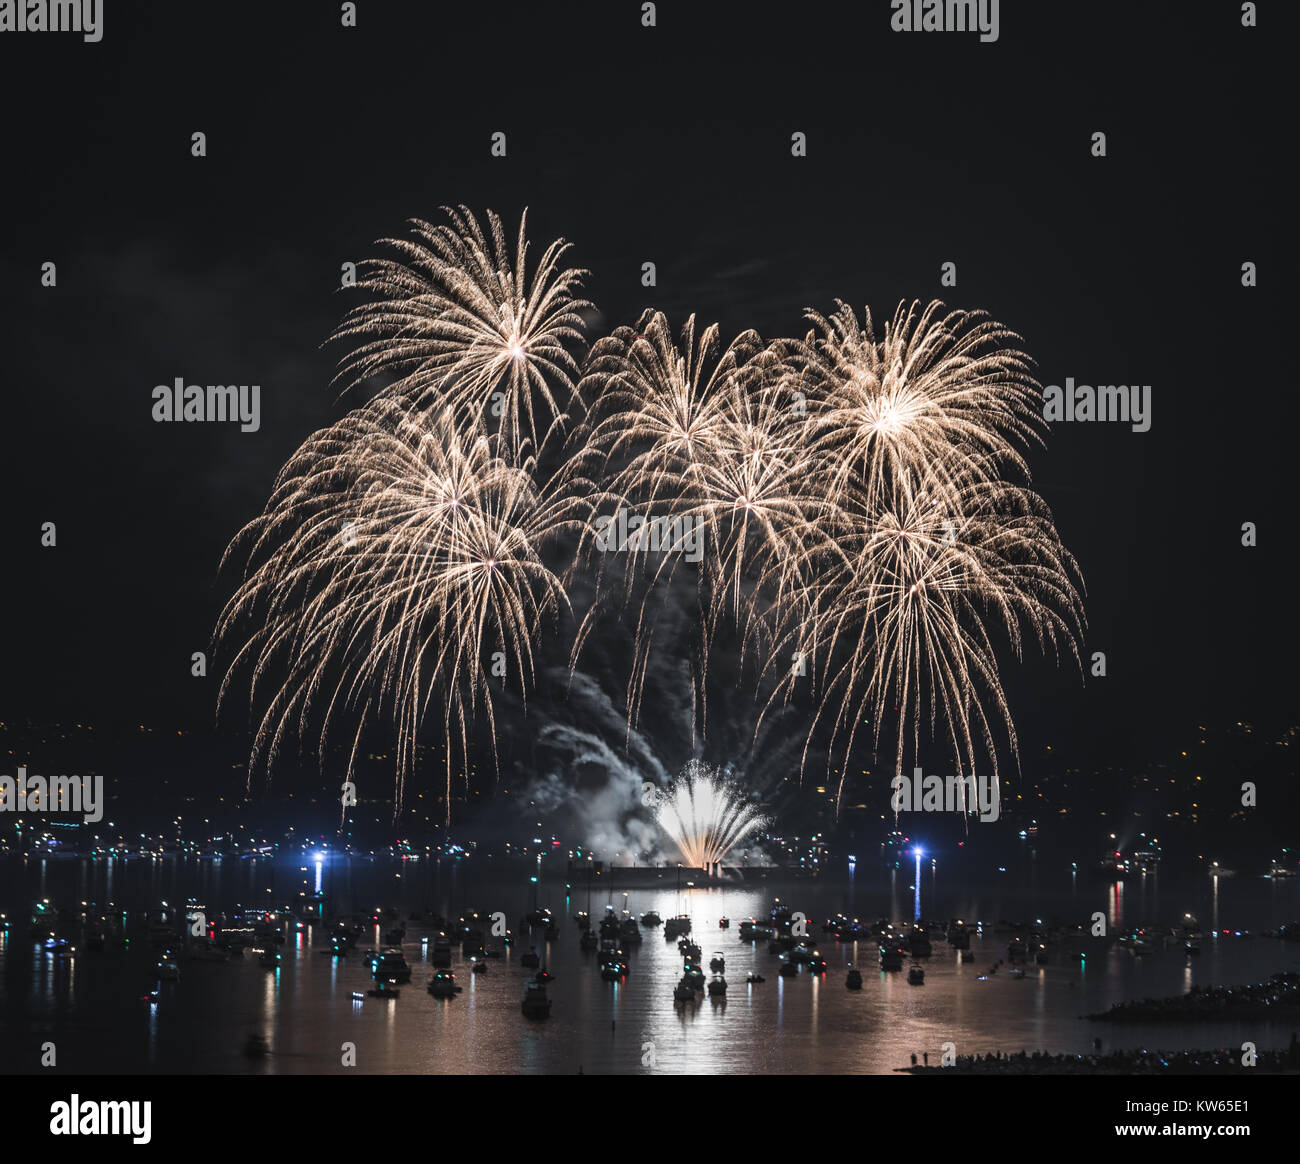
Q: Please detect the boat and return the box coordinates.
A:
[770,899,792,930]
[598,909,621,939]
[367,982,400,1000]
[683,962,705,988]
[718,917,730,930]
[471,958,488,974]
[833,916,872,942]
[907,964,925,985]
[664,914,692,938]
[679,939,702,961]
[520,949,540,968]
[431,936,453,967]
[601,960,625,981]
[640,911,662,927]
[1097,851,1128,878]
[258,950,280,969]
[846,968,863,990]
[708,954,725,973]
[521,980,552,1018]
[906,926,932,957]
[619,916,642,944]
[1117,929,1158,955]
[521,907,554,930]
[960,950,974,963]
[574,911,590,930]
[673,977,697,1003]
[779,960,799,978]
[746,973,765,984]
[599,941,628,969]
[534,968,554,984]
[879,943,905,971]
[1008,967,1026,979]
[1130,847,1160,873]
[373,949,411,982]
[156,960,180,981]
[428,970,462,998]
[579,929,598,951]
[707,975,727,998]
[807,951,827,973]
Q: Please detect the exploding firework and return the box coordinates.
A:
[216,397,594,820]
[571,311,833,730]
[799,299,1043,507]
[332,205,592,456]
[219,202,1085,826]
[655,760,768,869]
[762,452,1085,813]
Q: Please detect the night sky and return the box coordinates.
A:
[2,3,1290,802]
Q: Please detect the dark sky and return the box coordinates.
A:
[2,2,1291,790]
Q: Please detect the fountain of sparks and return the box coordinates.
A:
[655,761,767,870]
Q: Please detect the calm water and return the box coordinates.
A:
[3,854,1298,1074]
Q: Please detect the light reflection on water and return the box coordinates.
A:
[0,856,1297,1074]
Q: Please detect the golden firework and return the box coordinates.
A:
[332,205,591,457]
[217,399,593,820]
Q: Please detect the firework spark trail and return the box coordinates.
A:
[759,453,1085,814]
[216,399,593,821]
[655,760,768,869]
[752,300,1085,815]
[331,206,591,458]
[799,300,1044,507]
[571,311,837,736]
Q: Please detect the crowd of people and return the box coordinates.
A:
[904,1037,1300,1074]
[1088,971,1300,1021]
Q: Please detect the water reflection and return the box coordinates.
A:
[0,856,1296,1074]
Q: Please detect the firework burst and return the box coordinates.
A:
[762,453,1085,814]
[331,205,592,456]
[218,201,1085,826]
[799,300,1043,507]
[655,760,768,869]
[216,398,593,820]
[571,311,835,731]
